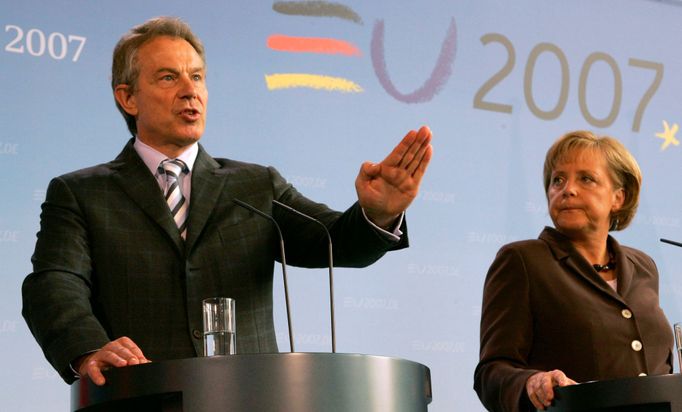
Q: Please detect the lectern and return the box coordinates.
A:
[71,353,432,411]
[546,374,682,412]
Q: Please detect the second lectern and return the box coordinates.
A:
[546,374,682,412]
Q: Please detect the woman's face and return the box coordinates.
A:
[547,149,625,239]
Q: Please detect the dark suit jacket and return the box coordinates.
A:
[22,140,407,383]
[474,227,673,412]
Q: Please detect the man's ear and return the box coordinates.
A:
[114,84,138,116]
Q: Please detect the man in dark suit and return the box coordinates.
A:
[22,17,432,386]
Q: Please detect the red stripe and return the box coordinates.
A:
[267,34,361,56]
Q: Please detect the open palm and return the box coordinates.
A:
[355,126,433,228]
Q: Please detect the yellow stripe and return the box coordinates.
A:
[265,73,363,93]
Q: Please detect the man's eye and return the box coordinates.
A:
[192,74,203,81]
[161,75,175,81]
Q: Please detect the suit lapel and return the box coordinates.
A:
[111,140,185,254]
[185,145,228,253]
[612,237,634,296]
[541,227,625,303]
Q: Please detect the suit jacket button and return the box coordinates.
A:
[192,329,202,339]
[621,309,633,319]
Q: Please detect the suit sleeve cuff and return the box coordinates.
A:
[69,349,100,379]
[361,208,403,242]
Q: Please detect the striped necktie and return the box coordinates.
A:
[158,159,189,238]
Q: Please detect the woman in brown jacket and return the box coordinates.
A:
[474,131,673,412]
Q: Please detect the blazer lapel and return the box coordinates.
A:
[540,227,625,303]
[184,145,228,253]
[611,237,634,296]
[111,140,185,254]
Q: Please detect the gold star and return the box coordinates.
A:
[655,120,680,151]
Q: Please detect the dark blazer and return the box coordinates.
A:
[22,140,407,383]
[474,227,673,412]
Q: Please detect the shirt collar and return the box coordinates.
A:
[133,137,199,176]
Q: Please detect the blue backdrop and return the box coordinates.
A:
[3,1,682,410]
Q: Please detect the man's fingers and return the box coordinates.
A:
[375,126,431,174]
[101,344,138,365]
[397,127,431,169]
[399,127,432,174]
[412,144,433,180]
[118,336,145,358]
[382,129,418,167]
[396,132,419,168]
[118,343,143,364]
[85,361,106,386]
[79,356,112,386]
[359,161,380,180]
[106,336,149,364]
[406,137,433,177]
[78,337,150,386]
[99,349,129,367]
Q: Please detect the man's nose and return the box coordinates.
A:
[178,75,198,99]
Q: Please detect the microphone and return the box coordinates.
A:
[661,238,682,248]
[272,199,337,353]
[233,199,295,353]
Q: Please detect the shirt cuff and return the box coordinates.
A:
[69,349,99,378]
[361,208,403,242]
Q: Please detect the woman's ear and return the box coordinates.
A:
[611,188,625,212]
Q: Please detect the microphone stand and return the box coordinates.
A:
[273,199,337,353]
[233,199,295,353]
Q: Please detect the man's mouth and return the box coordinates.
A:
[178,108,201,121]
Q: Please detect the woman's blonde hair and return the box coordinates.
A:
[543,130,642,231]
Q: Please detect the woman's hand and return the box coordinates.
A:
[525,369,577,410]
